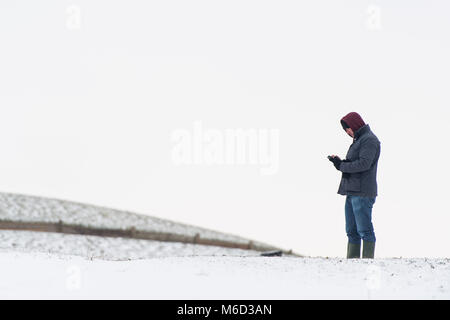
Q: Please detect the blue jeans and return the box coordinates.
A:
[345,195,376,243]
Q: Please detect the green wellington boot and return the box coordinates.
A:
[362,241,376,259]
[346,242,361,259]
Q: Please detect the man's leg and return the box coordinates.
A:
[350,196,376,258]
[345,195,361,258]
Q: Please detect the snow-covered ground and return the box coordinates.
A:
[0,193,448,300]
[0,251,449,299]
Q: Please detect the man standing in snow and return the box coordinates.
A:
[328,112,380,259]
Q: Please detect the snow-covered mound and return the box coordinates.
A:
[0,192,275,249]
[1,252,449,299]
[0,230,260,260]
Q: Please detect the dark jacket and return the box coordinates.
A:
[337,124,381,197]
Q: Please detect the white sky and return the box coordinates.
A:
[1,1,449,258]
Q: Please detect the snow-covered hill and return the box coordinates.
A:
[0,230,260,260]
[0,192,284,262]
[0,192,282,252]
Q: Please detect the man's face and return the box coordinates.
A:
[345,128,354,138]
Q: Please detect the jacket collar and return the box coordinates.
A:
[354,124,370,141]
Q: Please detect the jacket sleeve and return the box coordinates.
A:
[339,138,378,173]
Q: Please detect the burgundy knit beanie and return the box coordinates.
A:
[341,112,366,132]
